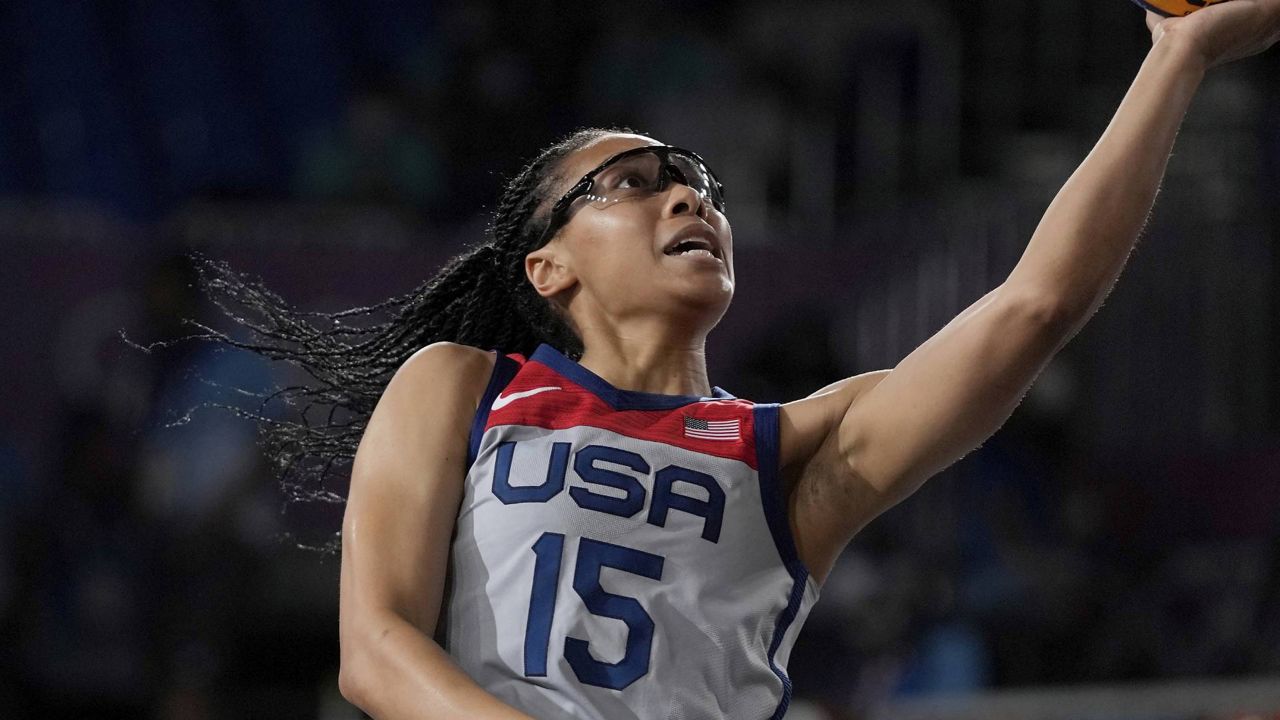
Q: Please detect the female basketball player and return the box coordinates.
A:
[187,4,1279,718]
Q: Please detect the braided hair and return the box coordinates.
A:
[138,127,628,529]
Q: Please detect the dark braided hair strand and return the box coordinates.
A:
[130,127,630,539]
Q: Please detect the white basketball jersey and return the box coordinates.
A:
[441,344,819,719]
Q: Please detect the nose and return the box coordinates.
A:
[662,176,708,219]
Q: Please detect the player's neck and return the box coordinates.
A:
[576,334,712,398]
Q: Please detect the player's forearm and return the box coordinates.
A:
[1002,31,1207,323]
[340,611,534,720]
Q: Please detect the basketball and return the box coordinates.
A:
[1132,0,1234,16]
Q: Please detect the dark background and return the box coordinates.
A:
[1,1,1278,718]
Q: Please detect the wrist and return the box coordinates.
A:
[1150,23,1211,78]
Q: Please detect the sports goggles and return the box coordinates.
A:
[536,145,726,247]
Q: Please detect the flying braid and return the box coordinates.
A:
[129,127,630,543]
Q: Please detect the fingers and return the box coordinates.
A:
[1146,10,1167,44]
[1146,10,1163,34]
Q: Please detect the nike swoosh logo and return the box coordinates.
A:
[491,386,562,410]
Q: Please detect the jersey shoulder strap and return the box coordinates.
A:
[466,349,525,468]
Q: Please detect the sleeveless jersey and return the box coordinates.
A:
[441,343,819,719]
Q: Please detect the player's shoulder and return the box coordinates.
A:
[388,341,499,410]
[777,369,891,470]
[401,341,497,378]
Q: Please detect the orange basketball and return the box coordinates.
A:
[1131,0,1233,16]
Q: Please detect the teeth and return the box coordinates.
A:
[679,248,716,259]
[671,243,709,253]
[665,237,719,258]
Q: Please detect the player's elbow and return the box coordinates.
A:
[998,284,1085,338]
[338,628,378,713]
[338,655,370,711]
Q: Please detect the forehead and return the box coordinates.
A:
[557,133,662,189]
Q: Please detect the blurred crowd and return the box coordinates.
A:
[1,1,1278,718]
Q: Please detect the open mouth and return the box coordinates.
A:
[663,233,721,261]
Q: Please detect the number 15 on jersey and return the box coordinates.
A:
[524,533,665,691]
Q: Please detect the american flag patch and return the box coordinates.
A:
[683,415,740,441]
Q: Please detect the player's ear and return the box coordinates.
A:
[525,245,577,299]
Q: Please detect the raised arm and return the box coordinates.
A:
[782,3,1280,583]
[338,342,534,719]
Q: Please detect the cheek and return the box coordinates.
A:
[576,211,661,274]
[713,220,735,279]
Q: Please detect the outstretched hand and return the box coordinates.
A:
[1146,0,1280,68]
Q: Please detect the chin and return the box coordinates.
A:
[667,280,734,321]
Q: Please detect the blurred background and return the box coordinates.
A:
[1,1,1278,718]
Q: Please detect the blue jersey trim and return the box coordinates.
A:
[753,403,810,720]
[467,351,522,469]
[530,343,735,411]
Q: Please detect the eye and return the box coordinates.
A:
[616,173,648,189]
